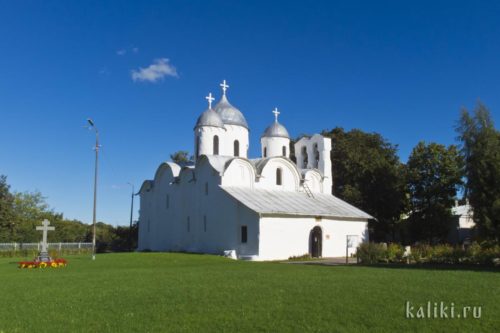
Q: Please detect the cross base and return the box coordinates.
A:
[35,251,53,263]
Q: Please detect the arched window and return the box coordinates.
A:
[264,147,267,158]
[234,140,240,157]
[313,144,320,168]
[213,135,219,155]
[195,135,201,157]
[241,226,248,243]
[282,146,287,157]
[302,146,308,168]
[276,168,282,185]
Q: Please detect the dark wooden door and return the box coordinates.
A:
[310,227,322,258]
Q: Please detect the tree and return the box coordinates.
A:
[406,142,463,242]
[456,103,500,241]
[50,218,89,243]
[0,175,15,242]
[323,128,408,241]
[0,175,136,249]
[12,191,53,242]
[170,150,192,165]
[112,222,138,251]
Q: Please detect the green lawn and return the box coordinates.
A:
[0,253,498,332]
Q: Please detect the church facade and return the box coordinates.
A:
[138,81,371,260]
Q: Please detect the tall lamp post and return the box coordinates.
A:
[127,182,135,250]
[87,118,99,260]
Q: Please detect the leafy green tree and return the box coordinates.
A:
[170,150,193,165]
[12,191,53,242]
[323,128,408,241]
[94,222,118,252]
[111,223,138,251]
[406,142,463,242]
[0,175,136,250]
[50,218,90,243]
[456,103,500,241]
[0,175,15,242]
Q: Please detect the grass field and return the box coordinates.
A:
[0,253,498,332]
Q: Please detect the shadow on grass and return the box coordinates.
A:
[355,263,500,273]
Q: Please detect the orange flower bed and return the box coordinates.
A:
[18,258,67,269]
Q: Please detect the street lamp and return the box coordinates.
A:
[87,118,99,260]
[127,182,135,250]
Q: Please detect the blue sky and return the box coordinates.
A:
[1,1,499,226]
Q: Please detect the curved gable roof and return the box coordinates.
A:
[252,157,302,179]
[196,155,234,174]
[154,162,181,183]
[139,180,154,194]
[302,168,324,179]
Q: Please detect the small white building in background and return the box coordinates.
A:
[138,81,372,260]
[448,203,475,244]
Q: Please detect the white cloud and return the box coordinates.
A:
[116,49,127,56]
[131,58,178,83]
[132,47,139,53]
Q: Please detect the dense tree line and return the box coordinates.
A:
[323,102,499,244]
[406,142,463,242]
[0,177,137,251]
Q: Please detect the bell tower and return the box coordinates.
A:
[294,134,332,193]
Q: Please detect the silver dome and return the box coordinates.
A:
[214,95,248,129]
[194,108,225,129]
[261,122,290,139]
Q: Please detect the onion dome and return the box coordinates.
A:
[213,80,248,129]
[262,121,290,138]
[214,94,248,129]
[261,107,290,138]
[194,108,225,129]
[194,92,225,129]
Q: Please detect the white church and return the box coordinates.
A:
[138,81,372,260]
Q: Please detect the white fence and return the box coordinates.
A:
[0,242,92,251]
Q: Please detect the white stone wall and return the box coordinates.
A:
[138,158,260,258]
[258,216,369,261]
[219,125,249,158]
[260,136,290,158]
[195,125,249,159]
[138,155,369,260]
[221,158,256,188]
[137,185,153,251]
[195,126,226,158]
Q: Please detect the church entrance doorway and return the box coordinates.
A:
[310,226,322,258]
